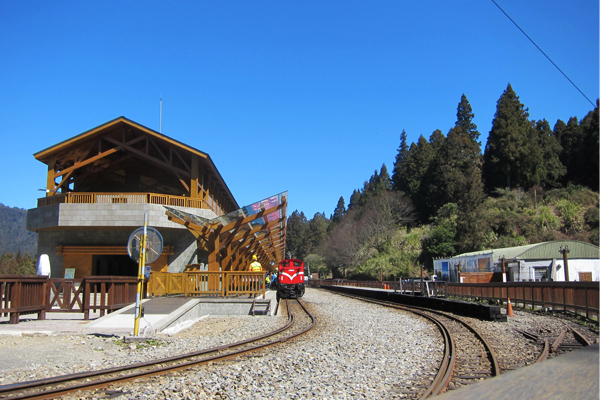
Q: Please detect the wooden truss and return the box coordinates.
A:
[165,194,287,272]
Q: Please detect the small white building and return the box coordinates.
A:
[433,241,599,283]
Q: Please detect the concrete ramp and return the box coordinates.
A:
[85,292,278,335]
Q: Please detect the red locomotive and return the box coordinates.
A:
[276,259,305,299]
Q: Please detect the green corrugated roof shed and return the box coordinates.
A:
[450,241,599,261]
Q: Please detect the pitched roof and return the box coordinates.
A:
[34,116,238,210]
[34,116,209,160]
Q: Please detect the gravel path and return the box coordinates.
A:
[0,288,597,399]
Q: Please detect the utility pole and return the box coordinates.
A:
[133,214,148,336]
[559,245,571,282]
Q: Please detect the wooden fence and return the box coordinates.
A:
[308,278,448,297]
[0,276,48,324]
[149,271,266,298]
[447,281,599,320]
[308,279,396,289]
[0,276,140,324]
[308,279,598,320]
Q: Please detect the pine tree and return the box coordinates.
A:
[556,117,582,185]
[518,120,545,189]
[332,197,346,224]
[0,252,18,275]
[451,94,485,211]
[579,101,599,191]
[533,119,565,188]
[483,84,532,191]
[304,213,330,255]
[18,253,36,275]
[359,170,380,206]
[428,129,446,152]
[456,94,480,144]
[426,126,485,215]
[392,130,409,192]
[416,130,446,221]
[285,211,308,259]
[378,164,393,191]
[348,189,362,212]
[417,96,485,218]
[402,136,433,198]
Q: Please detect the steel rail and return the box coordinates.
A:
[331,291,500,398]
[514,328,539,342]
[409,308,455,398]
[535,339,550,363]
[406,303,501,378]
[567,324,592,347]
[551,329,567,353]
[330,293,455,397]
[0,299,315,400]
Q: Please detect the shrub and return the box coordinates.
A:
[584,206,599,229]
[556,200,584,235]
[533,206,561,231]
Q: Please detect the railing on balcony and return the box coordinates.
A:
[37,192,220,216]
[149,271,266,298]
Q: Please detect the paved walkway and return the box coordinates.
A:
[436,343,599,400]
[0,298,190,336]
[0,291,278,336]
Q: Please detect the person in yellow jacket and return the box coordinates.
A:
[249,254,262,272]
[248,255,263,295]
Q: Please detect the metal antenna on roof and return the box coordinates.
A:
[159,96,162,133]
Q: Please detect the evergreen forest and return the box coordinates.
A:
[285,84,599,280]
[0,203,38,275]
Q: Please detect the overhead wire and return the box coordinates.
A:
[491,0,595,107]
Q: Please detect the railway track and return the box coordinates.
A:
[516,321,593,364]
[332,292,500,399]
[0,298,315,400]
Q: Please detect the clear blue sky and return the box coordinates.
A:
[1,1,598,219]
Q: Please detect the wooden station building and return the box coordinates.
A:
[26,117,287,279]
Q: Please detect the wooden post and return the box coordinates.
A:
[46,155,57,196]
[38,279,47,320]
[191,155,199,198]
[10,281,21,324]
[83,278,91,320]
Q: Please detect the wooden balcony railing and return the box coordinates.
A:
[37,192,221,216]
[149,271,266,298]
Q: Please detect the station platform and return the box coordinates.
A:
[0,290,278,336]
[436,343,599,400]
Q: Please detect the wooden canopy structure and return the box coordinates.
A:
[165,192,287,272]
[30,116,286,278]
[33,116,238,216]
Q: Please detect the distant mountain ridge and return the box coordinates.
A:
[0,204,37,256]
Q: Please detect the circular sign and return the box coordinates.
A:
[127,227,164,264]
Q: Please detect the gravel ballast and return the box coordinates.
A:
[0,288,596,399]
